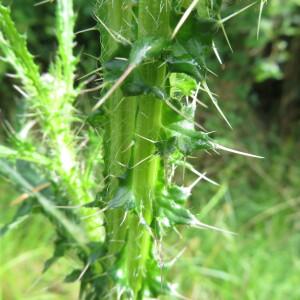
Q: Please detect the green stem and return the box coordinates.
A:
[105,92,136,255]
[56,0,76,93]
[99,1,170,298]
[126,91,163,298]
[99,0,137,268]
[123,1,170,298]
[0,1,105,243]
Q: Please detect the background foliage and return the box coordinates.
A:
[1,0,299,299]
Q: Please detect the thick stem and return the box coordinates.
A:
[99,1,170,298]
[105,92,137,255]
[123,1,170,298]
[100,0,137,268]
[125,90,163,298]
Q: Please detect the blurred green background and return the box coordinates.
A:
[1,1,300,299]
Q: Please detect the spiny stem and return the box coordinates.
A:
[99,0,137,278]
[56,0,76,93]
[123,1,170,297]
[1,1,104,242]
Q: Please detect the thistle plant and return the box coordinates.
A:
[0,0,262,299]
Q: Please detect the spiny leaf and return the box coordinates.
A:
[0,144,49,165]
[0,160,89,249]
[93,37,168,111]
[108,186,136,210]
[174,12,219,45]
[157,184,234,235]
[170,73,197,99]
[0,5,44,97]
[129,37,168,66]
[168,121,213,154]
[167,52,203,81]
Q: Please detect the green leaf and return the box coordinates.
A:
[129,37,168,66]
[164,119,213,154]
[0,145,17,157]
[64,269,82,283]
[167,47,203,81]
[155,137,177,157]
[145,255,171,297]
[0,5,44,97]
[170,72,197,99]
[174,10,218,45]
[156,184,194,227]
[165,184,190,205]
[0,202,32,236]
[108,186,136,210]
[0,161,89,248]
[88,244,105,264]
[43,237,69,273]
[197,0,223,18]
[0,143,49,165]
[184,38,210,67]
[103,58,127,82]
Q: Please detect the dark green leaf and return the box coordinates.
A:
[64,269,82,283]
[129,37,168,66]
[43,238,69,273]
[108,186,136,210]
[0,202,32,236]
